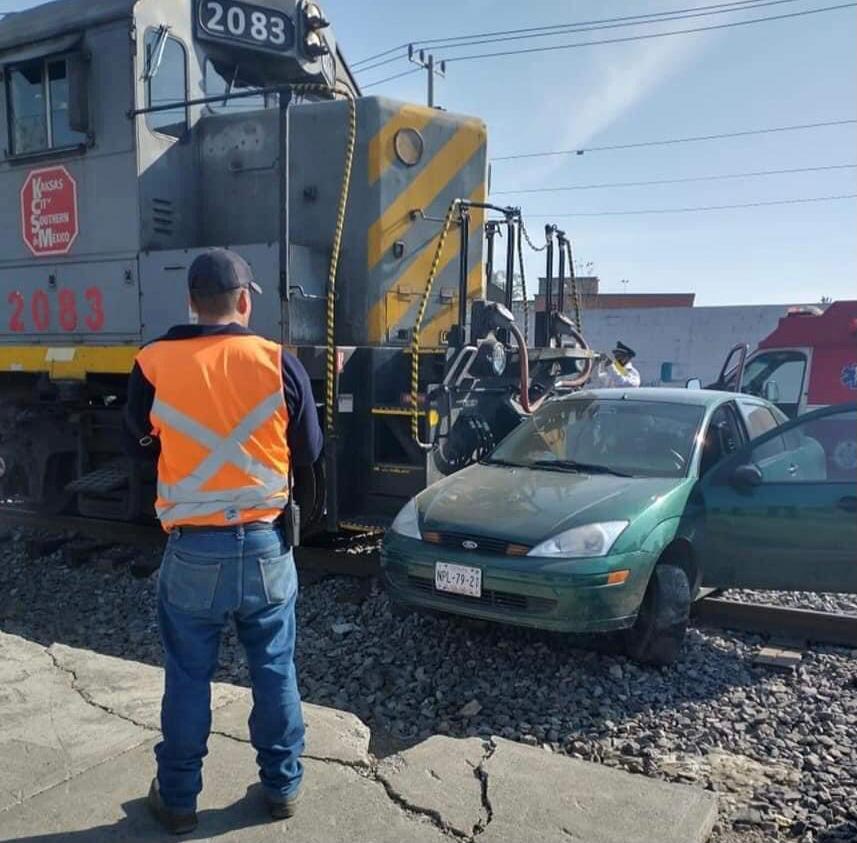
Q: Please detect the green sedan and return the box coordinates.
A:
[381,389,857,664]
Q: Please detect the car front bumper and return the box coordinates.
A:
[380,533,655,634]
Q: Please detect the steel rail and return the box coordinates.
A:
[692,597,857,648]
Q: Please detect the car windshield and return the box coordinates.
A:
[486,397,706,478]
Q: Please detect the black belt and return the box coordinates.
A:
[171,521,279,534]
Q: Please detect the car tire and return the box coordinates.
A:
[623,564,691,666]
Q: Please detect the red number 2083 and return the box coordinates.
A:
[7,287,105,333]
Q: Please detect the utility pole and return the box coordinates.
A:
[408,45,446,108]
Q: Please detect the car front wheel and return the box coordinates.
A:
[623,564,691,666]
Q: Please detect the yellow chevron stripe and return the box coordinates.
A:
[367,184,485,343]
[368,104,436,186]
[422,262,484,346]
[367,119,487,272]
[0,345,138,379]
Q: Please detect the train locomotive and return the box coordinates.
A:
[0,0,593,535]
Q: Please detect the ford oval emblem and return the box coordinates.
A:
[462,540,478,551]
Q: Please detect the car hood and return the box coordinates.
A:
[418,463,685,546]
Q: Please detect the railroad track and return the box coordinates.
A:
[0,505,378,578]
[1,505,855,647]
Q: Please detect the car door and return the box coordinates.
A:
[698,402,857,592]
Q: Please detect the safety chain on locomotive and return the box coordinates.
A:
[409,199,462,448]
[283,83,358,440]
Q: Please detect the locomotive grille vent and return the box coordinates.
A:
[152,198,175,237]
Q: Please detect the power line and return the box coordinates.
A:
[349,0,794,68]
[353,0,803,74]
[492,119,857,162]
[527,193,857,217]
[431,0,803,58]
[492,164,857,195]
[360,67,422,90]
[444,3,856,64]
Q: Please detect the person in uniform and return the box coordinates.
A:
[122,248,322,833]
[595,341,641,388]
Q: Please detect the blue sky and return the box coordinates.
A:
[3,0,854,305]
[332,0,857,305]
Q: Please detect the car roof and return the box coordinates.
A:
[558,387,752,408]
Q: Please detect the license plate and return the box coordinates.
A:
[435,562,482,598]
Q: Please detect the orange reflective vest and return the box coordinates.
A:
[135,334,291,530]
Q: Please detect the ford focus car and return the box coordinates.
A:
[381,390,856,664]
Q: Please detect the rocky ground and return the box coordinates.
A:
[1,529,855,843]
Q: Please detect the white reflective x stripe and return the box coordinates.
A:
[153,389,288,521]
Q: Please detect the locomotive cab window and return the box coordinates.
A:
[203,60,270,113]
[6,55,87,156]
[145,30,188,138]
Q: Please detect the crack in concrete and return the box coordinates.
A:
[471,739,497,840]
[374,773,471,842]
[44,647,159,733]
[35,642,473,838]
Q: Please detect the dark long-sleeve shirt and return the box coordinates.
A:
[121,323,323,467]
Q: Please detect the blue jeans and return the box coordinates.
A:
[155,524,304,812]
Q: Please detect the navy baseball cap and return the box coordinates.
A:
[188,248,263,297]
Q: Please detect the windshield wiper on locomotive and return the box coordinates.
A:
[530,459,632,477]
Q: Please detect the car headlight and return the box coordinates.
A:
[390,499,421,540]
[527,522,628,558]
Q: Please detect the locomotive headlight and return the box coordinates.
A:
[304,2,330,29]
[304,29,330,57]
[490,341,507,376]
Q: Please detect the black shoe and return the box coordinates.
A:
[147,779,198,835]
[265,786,303,820]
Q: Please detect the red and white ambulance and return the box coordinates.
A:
[710,300,857,475]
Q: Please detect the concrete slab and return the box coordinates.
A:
[47,642,244,730]
[480,738,718,843]
[377,735,489,836]
[0,634,150,813]
[49,637,371,767]
[213,697,372,767]
[0,631,718,843]
[0,736,448,843]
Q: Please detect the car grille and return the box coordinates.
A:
[406,575,557,615]
[422,531,531,556]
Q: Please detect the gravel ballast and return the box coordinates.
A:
[1,531,855,843]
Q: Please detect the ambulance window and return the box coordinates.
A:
[6,56,87,155]
[203,60,269,112]
[145,32,187,138]
[741,350,807,417]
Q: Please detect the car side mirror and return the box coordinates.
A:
[762,380,780,403]
[685,378,702,390]
[731,463,763,489]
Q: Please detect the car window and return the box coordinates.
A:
[700,404,743,476]
[738,402,786,462]
[749,408,856,484]
[488,398,706,478]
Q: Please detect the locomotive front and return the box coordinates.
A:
[0,0,592,533]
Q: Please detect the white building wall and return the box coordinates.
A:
[512,303,801,386]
